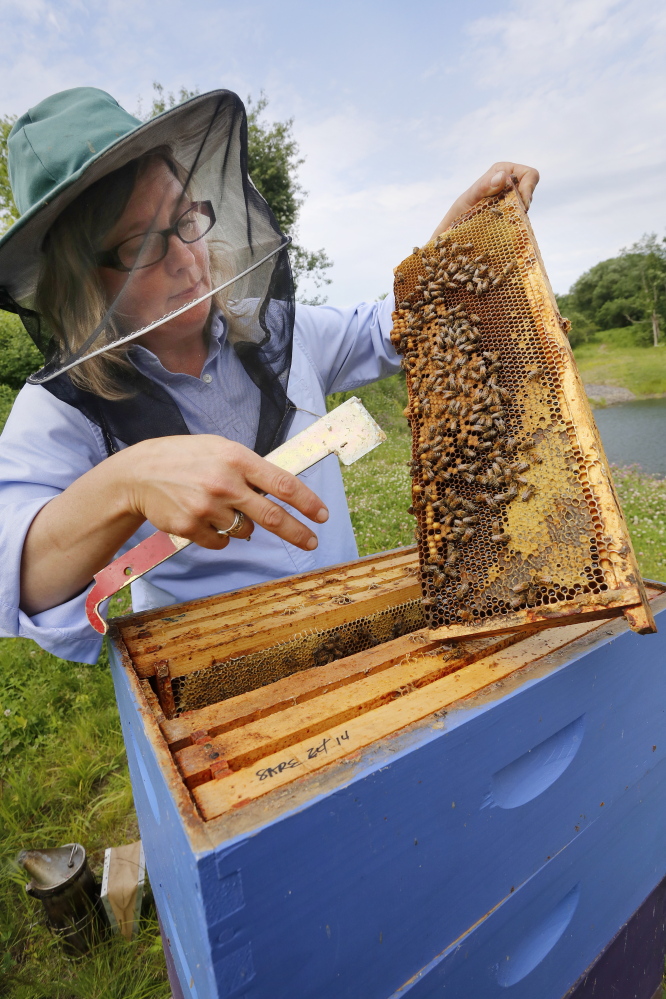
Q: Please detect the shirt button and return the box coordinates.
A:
[202,373,213,384]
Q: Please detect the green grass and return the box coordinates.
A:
[1,372,665,995]
[610,466,666,581]
[0,641,169,997]
[573,327,666,397]
[328,374,414,555]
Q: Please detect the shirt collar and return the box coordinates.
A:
[128,311,227,382]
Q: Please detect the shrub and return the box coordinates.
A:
[0,312,42,389]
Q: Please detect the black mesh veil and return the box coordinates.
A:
[0,91,296,455]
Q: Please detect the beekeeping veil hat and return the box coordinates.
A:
[0,87,295,454]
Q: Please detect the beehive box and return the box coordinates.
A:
[108,548,666,999]
[390,184,654,640]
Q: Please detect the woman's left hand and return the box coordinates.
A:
[430,162,540,241]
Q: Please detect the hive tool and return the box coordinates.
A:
[85,398,386,634]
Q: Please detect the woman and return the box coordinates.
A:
[0,86,539,663]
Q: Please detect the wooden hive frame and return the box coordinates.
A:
[390,182,655,641]
[109,548,665,826]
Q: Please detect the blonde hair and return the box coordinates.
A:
[35,147,230,400]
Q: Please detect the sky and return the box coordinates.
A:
[1,0,664,303]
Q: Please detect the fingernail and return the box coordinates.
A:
[490,171,504,188]
[306,537,318,550]
[315,507,329,523]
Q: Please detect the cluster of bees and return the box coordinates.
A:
[311,612,418,668]
[391,236,540,623]
[395,241,516,302]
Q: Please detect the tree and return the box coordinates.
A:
[0,113,18,235]
[620,234,666,347]
[562,235,666,347]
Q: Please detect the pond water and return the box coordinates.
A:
[591,397,666,478]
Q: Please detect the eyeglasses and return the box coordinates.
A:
[96,201,216,272]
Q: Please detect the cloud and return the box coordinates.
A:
[0,0,663,302]
[297,0,666,300]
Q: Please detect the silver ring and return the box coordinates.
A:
[216,510,245,537]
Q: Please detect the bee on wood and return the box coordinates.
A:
[521,486,535,502]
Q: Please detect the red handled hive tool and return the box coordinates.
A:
[85,398,385,634]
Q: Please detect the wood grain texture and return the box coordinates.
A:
[123,548,421,679]
[193,617,608,820]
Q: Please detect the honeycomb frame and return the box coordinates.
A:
[391,183,655,641]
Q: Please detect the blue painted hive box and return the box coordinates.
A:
[107,546,666,999]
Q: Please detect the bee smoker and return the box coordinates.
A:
[18,843,109,955]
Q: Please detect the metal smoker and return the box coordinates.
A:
[18,843,108,955]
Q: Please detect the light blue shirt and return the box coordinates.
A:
[0,296,399,664]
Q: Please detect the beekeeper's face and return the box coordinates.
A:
[97,158,213,348]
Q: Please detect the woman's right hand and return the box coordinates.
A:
[122,434,329,551]
[20,434,328,616]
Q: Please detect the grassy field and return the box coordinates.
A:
[573,326,666,397]
[1,371,666,995]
